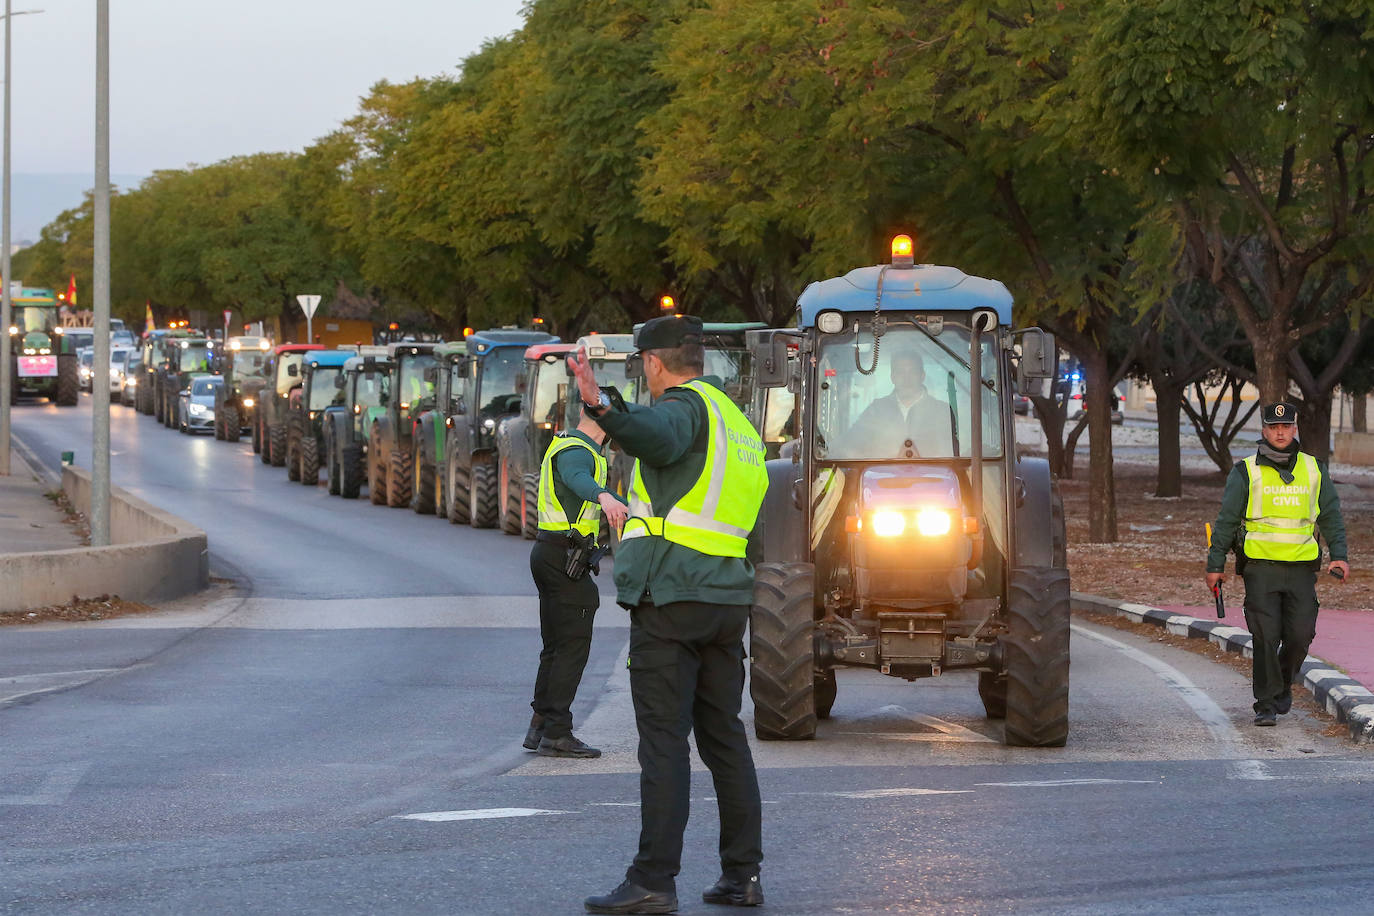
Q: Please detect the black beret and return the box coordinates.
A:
[1261,401,1299,424]
[635,314,703,352]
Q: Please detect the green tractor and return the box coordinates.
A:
[410,341,467,516]
[368,342,439,509]
[6,290,79,406]
[284,350,355,485]
[324,352,392,499]
[255,344,325,466]
[495,342,576,538]
[442,328,556,528]
[155,337,215,427]
[744,236,1068,747]
[134,329,188,415]
[212,335,272,442]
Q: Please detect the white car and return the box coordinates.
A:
[109,347,134,396]
[77,347,95,392]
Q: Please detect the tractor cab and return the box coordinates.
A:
[745,235,1066,747]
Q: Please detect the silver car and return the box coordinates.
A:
[178,375,223,434]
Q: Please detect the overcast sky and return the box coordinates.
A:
[9,0,529,175]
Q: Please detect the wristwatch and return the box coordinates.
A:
[584,389,611,416]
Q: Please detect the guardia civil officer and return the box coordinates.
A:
[573,315,769,914]
[1206,401,1350,726]
[524,407,629,758]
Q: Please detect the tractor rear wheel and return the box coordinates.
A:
[412,441,434,514]
[499,464,520,535]
[301,434,320,485]
[1002,566,1071,747]
[269,422,286,467]
[214,408,225,440]
[369,444,388,505]
[469,461,498,528]
[286,426,301,481]
[447,459,469,525]
[387,446,413,508]
[750,562,817,740]
[521,473,539,540]
[341,446,362,499]
[224,404,241,443]
[55,355,79,406]
[326,435,341,495]
[434,463,447,517]
[978,672,1008,720]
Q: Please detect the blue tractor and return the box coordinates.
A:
[746,235,1068,746]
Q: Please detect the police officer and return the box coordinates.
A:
[573,314,769,914]
[524,407,629,758]
[1206,401,1350,726]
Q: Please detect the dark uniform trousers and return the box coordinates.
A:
[529,540,598,740]
[625,600,762,893]
[1241,560,1319,714]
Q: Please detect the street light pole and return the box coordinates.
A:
[0,3,43,477]
[91,0,109,544]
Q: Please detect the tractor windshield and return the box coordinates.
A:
[814,322,1002,461]
[397,353,436,407]
[355,368,389,410]
[309,367,346,411]
[277,353,305,396]
[234,350,269,378]
[478,347,523,417]
[14,306,56,334]
[178,344,211,373]
[530,360,566,427]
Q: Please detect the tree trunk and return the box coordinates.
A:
[1298,391,1333,461]
[1062,413,1088,481]
[1252,331,1289,404]
[1153,381,1184,497]
[1355,395,1368,434]
[1081,349,1118,543]
[1032,395,1068,477]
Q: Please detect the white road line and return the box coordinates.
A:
[803,788,973,799]
[394,807,571,822]
[977,779,1157,788]
[1071,624,1275,781]
[0,668,128,706]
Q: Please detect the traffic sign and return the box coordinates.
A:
[296,294,321,319]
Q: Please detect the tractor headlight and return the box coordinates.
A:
[817,310,845,334]
[915,509,953,537]
[870,510,906,537]
[242,397,254,408]
[127,377,137,387]
[482,418,497,431]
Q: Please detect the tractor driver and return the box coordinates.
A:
[848,349,953,457]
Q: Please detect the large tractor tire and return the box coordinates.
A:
[1002,566,1071,747]
[269,422,287,467]
[152,385,163,423]
[434,463,447,518]
[286,427,301,481]
[326,435,341,496]
[387,446,413,509]
[369,444,388,506]
[1051,481,1068,570]
[412,441,435,515]
[521,472,539,540]
[341,446,363,500]
[499,464,521,535]
[223,404,241,443]
[750,562,818,740]
[469,461,498,529]
[978,672,1008,720]
[55,354,80,406]
[214,407,226,440]
[447,458,470,525]
[301,435,320,486]
[252,413,263,454]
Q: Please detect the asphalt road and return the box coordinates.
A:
[4,396,1373,914]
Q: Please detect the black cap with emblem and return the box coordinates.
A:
[1261,401,1299,425]
[634,314,703,352]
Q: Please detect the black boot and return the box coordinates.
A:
[584,880,677,914]
[703,874,764,906]
[523,713,545,751]
[1275,693,1293,715]
[538,734,601,758]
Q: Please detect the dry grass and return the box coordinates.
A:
[1,594,151,626]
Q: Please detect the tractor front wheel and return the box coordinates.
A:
[286,426,301,481]
[55,355,79,406]
[521,472,539,540]
[750,562,817,740]
[223,404,241,443]
[369,444,388,505]
[978,672,1008,720]
[469,461,498,528]
[301,434,320,485]
[412,441,435,515]
[387,446,413,508]
[499,463,520,535]
[447,458,469,525]
[1002,566,1071,747]
[269,422,287,467]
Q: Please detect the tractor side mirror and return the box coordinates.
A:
[423,366,438,384]
[334,373,347,389]
[625,352,644,380]
[1014,328,1056,383]
[287,362,299,377]
[363,356,376,379]
[747,329,797,389]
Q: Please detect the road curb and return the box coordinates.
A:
[1072,592,1374,745]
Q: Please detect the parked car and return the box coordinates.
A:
[178,375,223,434]
[1071,383,1125,425]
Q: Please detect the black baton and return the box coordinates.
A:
[1212,583,1225,619]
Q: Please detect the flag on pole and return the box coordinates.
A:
[144,301,156,334]
[66,274,77,307]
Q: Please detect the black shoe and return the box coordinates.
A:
[523,713,545,751]
[1254,712,1277,727]
[1276,694,1293,715]
[703,874,764,906]
[584,880,677,914]
[538,734,602,758]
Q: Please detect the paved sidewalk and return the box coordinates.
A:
[0,446,83,555]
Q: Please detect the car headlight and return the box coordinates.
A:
[482,418,497,431]
[189,404,209,417]
[127,377,137,387]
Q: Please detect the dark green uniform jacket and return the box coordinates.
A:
[596,376,758,609]
[548,430,617,529]
[1206,446,1348,573]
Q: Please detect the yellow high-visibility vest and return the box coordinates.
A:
[537,435,607,538]
[622,380,767,558]
[1242,453,1320,562]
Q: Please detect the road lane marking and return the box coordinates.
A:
[1071,624,1275,781]
[394,807,571,822]
[839,706,997,743]
[804,788,973,799]
[977,779,1157,788]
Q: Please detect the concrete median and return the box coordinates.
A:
[0,465,208,613]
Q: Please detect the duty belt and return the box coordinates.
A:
[535,530,575,546]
